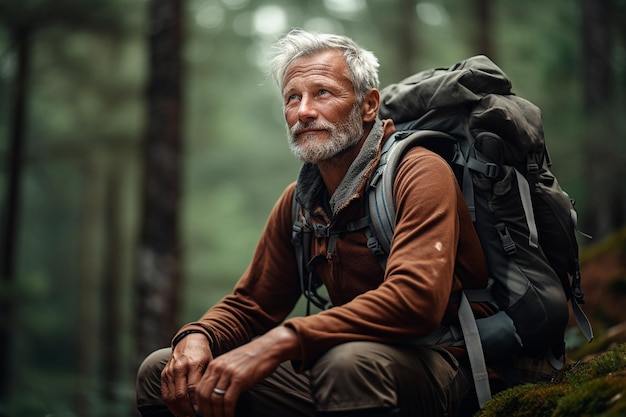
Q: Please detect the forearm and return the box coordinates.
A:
[256,325,300,362]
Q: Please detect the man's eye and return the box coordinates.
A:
[286,94,300,103]
[318,89,329,96]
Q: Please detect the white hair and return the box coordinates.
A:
[268,28,380,102]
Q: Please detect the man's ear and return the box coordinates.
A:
[360,89,380,123]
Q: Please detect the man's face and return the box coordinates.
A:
[282,50,364,163]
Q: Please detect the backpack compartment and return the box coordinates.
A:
[533,162,582,295]
[472,164,569,355]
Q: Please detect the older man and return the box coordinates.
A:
[136,29,492,417]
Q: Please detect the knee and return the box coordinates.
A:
[136,347,172,408]
[137,348,171,383]
[313,342,395,383]
[311,342,398,411]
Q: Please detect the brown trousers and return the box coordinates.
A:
[136,341,474,417]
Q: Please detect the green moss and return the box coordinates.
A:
[565,343,626,388]
[474,343,626,417]
[554,374,626,416]
[476,383,569,417]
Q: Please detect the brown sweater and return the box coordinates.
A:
[174,119,491,370]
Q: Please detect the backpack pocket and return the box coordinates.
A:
[476,311,522,362]
[533,164,581,294]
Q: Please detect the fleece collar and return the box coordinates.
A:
[295,118,385,217]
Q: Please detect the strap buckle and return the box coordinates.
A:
[496,223,516,255]
[484,162,499,178]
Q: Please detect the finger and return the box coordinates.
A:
[196,376,230,417]
[161,359,197,417]
[220,380,241,417]
[160,361,178,405]
[199,378,241,417]
[199,390,226,417]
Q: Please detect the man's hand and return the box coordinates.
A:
[161,333,213,417]
[193,326,299,417]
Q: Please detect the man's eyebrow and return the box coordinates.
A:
[282,86,296,97]
[283,80,334,93]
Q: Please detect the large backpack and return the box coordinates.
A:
[291,55,593,408]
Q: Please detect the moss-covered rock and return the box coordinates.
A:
[553,373,626,417]
[477,383,569,417]
[475,343,626,417]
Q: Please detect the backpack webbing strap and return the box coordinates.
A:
[458,291,492,408]
[462,157,540,250]
[571,288,594,342]
[292,196,317,315]
[460,162,476,221]
[369,130,458,254]
[291,195,308,289]
[514,169,539,249]
[292,195,334,313]
[569,211,594,343]
[363,200,388,270]
[292,192,381,314]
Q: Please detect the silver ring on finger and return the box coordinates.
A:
[213,388,227,396]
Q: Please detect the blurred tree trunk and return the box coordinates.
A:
[398,0,418,77]
[75,155,106,417]
[473,0,494,59]
[582,0,612,111]
[580,0,625,239]
[0,26,30,401]
[135,0,184,360]
[101,161,125,403]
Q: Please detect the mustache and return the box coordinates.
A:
[289,120,335,136]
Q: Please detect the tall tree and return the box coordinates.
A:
[100,161,125,404]
[75,154,106,417]
[581,0,612,111]
[398,0,419,77]
[135,0,185,360]
[474,0,494,59]
[0,1,134,407]
[580,0,625,239]
[0,24,30,401]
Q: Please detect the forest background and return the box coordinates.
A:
[0,0,624,416]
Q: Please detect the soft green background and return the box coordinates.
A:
[0,0,624,415]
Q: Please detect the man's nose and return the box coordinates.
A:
[297,96,318,122]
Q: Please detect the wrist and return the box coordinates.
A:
[172,329,205,347]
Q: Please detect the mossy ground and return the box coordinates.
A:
[475,343,626,417]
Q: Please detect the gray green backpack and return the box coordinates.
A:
[291,55,593,408]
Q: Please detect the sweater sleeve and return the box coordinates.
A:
[284,147,466,370]
[172,183,302,355]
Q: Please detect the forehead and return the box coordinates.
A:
[282,49,352,90]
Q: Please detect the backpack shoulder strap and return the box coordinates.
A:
[291,192,330,314]
[368,129,494,407]
[368,130,458,254]
[290,192,309,299]
[291,190,369,314]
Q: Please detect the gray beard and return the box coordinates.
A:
[287,103,364,164]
